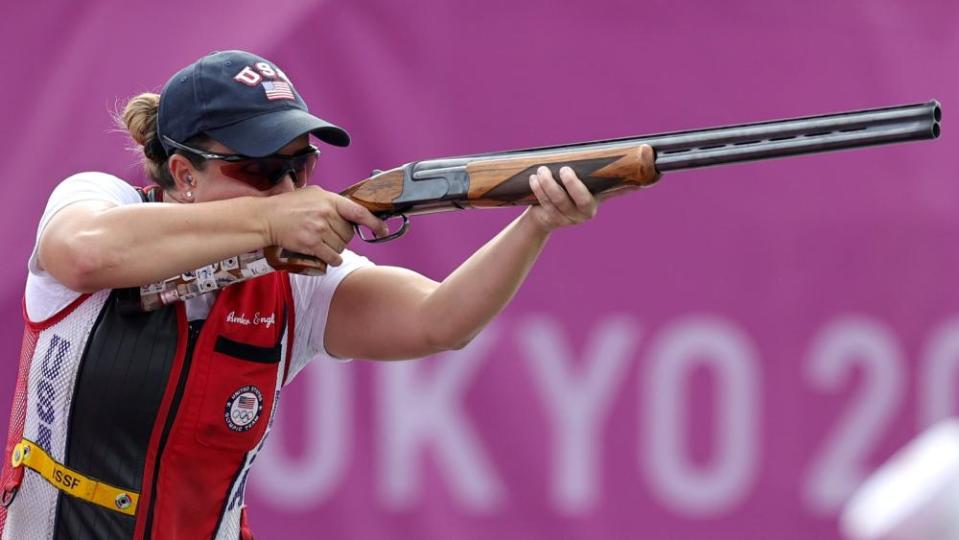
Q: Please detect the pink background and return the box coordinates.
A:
[2,1,957,538]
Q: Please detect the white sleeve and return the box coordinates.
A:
[25,172,143,322]
[286,249,375,383]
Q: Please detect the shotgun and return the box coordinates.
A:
[131,100,941,311]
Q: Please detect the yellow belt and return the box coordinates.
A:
[10,439,139,516]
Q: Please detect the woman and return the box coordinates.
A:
[0,50,604,539]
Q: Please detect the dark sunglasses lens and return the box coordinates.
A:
[219,161,275,190]
[262,153,317,187]
[218,150,319,191]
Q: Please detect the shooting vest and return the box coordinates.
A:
[0,188,294,539]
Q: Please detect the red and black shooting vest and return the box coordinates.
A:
[0,190,295,539]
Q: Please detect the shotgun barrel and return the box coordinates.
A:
[424,100,941,172]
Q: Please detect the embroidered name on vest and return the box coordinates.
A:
[225,311,276,328]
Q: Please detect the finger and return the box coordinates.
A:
[297,189,354,242]
[321,229,347,254]
[310,242,344,267]
[327,213,354,245]
[535,166,577,214]
[530,174,573,225]
[558,167,595,210]
[335,197,389,238]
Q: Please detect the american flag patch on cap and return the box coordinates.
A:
[262,80,295,101]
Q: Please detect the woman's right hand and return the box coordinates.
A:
[260,186,388,266]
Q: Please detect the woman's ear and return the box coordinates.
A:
[167,155,197,203]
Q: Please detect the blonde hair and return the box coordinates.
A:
[118,92,208,188]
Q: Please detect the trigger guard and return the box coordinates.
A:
[355,215,410,243]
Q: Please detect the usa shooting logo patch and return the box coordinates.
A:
[225,386,264,432]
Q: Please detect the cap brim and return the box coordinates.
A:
[205,108,350,157]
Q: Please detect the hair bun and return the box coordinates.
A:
[120,93,161,147]
[117,92,176,188]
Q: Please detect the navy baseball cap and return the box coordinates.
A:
[157,50,350,157]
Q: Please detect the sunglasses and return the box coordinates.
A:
[162,136,320,191]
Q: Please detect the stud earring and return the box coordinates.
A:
[185,191,194,200]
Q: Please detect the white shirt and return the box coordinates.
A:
[25,172,373,381]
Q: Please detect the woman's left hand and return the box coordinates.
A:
[525,165,599,233]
